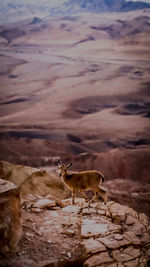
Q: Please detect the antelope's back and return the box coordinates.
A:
[68,170,103,189]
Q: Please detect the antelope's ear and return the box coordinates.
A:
[57,158,62,165]
[66,162,72,169]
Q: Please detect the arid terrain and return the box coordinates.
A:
[0,10,150,179]
[1,4,150,266]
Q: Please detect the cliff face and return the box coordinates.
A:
[0,193,150,267]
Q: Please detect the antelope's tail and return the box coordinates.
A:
[100,172,105,183]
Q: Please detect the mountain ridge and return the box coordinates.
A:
[0,0,150,24]
[63,0,150,12]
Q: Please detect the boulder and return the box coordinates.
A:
[20,170,70,199]
[0,160,36,186]
[0,161,71,199]
[0,178,22,255]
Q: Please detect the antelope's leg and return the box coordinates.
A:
[79,189,88,202]
[89,191,97,203]
[97,187,107,204]
[72,189,76,204]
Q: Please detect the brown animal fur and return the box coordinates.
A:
[57,159,107,205]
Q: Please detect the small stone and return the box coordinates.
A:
[108,203,126,223]
[146,248,150,257]
[108,222,121,232]
[67,252,71,258]
[123,246,141,258]
[130,222,144,237]
[17,251,26,256]
[88,208,97,214]
[126,215,138,225]
[139,256,147,265]
[123,231,141,245]
[61,198,72,206]
[112,250,133,263]
[62,205,81,213]
[98,234,130,249]
[83,252,113,267]
[65,229,75,236]
[82,208,91,215]
[113,246,140,263]
[139,213,149,226]
[124,258,139,267]
[82,208,96,215]
[82,203,90,209]
[81,219,108,238]
[82,238,106,255]
[26,232,34,238]
[31,207,41,213]
[90,203,99,209]
[129,209,138,219]
[52,206,61,210]
[114,234,123,241]
[25,203,32,210]
[141,232,150,244]
[47,239,53,243]
[33,198,56,209]
[97,210,106,216]
[75,197,85,205]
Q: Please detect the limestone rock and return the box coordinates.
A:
[20,170,71,199]
[0,161,71,199]
[124,258,139,267]
[33,198,56,209]
[83,252,114,267]
[108,222,121,232]
[31,207,41,213]
[123,231,141,245]
[62,205,81,213]
[0,178,22,255]
[81,219,108,238]
[0,196,150,267]
[82,238,106,255]
[112,246,140,263]
[98,233,131,249]
[0,161,36,186]
[126,215,138,225]
[139,213,149,226]
[107,202,126,223]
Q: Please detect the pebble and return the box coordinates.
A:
[31,207,41,213]
[67,252,71,258]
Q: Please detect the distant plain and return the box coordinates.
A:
[0,9,150,182]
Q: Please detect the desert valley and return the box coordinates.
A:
[0,5,150,179]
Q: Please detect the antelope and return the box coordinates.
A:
[57,159,107,205]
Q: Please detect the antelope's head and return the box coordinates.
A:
[57,158,72,177]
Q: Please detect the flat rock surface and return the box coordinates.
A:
[0,197,150,267]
